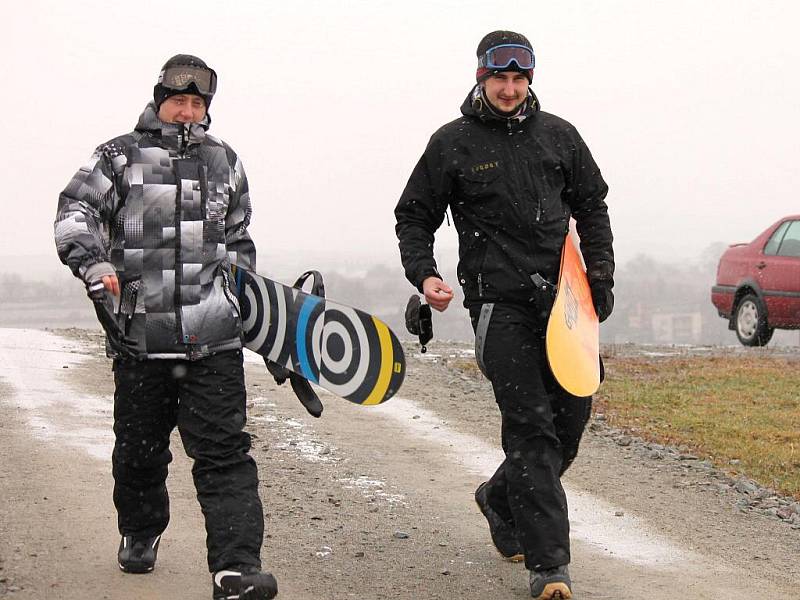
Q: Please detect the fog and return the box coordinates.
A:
[3,0,799,345]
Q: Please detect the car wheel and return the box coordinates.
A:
[734,293,774,346]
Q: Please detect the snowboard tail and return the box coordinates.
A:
[545,233,601,397]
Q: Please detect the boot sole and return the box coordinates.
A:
[532,582,572,600]
[118,562,154,574]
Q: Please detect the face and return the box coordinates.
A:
[157,94,207,124]
[482,71,529,113]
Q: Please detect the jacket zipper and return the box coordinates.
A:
[221,267,242,321]
[505,118,543,281]
[174,124,189,345]
[179,124,188,158]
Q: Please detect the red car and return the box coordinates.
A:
[712,215,800,346]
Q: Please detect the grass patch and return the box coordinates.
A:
[594,354,800,500]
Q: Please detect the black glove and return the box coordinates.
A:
[590,281,614,323]
[405,295,433,352]
[264,358,323,418]
[91,299,141,360]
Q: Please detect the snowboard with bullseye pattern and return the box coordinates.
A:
[232,266,405,405]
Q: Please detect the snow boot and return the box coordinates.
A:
[212,566,278,600]
[529,564,572,599]
[474,481,524,562]
[117,534,161,574]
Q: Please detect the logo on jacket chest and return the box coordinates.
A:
[470,160,501,174]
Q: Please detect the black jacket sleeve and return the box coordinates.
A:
[561,126,615,287]
[394,135,453,291]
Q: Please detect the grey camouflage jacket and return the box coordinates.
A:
[55,103,256,359]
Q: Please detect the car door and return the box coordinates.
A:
[757,219,800,325]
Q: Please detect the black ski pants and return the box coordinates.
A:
[471,302,592,571]
[112,349,264,572]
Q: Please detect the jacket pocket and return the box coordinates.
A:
[199,165,229,244]
[117,279,141,335]
[219,264,241,323]
[457,229,493,300]
[458,164,504,199]
[523,157,567,223]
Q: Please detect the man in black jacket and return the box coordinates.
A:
[395,31,614,600]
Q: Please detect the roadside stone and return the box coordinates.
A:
[755,487,775,500]
[393,531,410,539]
[734,479,759,495]
[314,546,332,558]
[584,394,799,531]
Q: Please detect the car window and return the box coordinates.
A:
[777,220,800,257]
[763,220,791,255]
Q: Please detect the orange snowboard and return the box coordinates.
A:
[545,233,601,397]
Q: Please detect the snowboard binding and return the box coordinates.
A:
[263,270,325,417]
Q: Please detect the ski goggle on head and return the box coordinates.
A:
[478,44,535,70]
[158,65,218,96]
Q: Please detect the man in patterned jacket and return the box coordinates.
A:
[55,55,278,600]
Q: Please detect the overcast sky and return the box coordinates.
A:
[4,0,800,279]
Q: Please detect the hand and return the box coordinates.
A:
[590,282,614,322]
[422,277,454,312]
[84,262,120,299]
[104,274,120,296]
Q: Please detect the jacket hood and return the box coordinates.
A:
[460,84,540,123]
[134,101,210,145]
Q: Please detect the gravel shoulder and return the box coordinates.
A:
[0,331,798,599]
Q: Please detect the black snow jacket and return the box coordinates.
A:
[395,86,614,308]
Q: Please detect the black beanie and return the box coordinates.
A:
[476,30,534,82]
[153,54,216,109]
